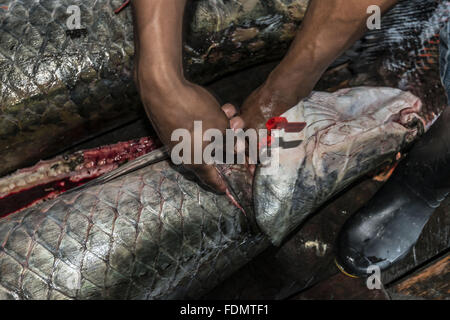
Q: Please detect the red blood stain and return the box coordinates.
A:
[0,177,95,219]
[261,117,306,148]
[0,137,161,219]
[114,0,130,14]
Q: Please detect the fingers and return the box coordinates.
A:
[221,103,238,119]
[176,103,248,194]
[221,103,246,130]
[202,168,228,194]
[230,116,245,131]
[247,163,256,176]
[193,104,251,191]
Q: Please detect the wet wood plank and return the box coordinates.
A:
[292,273,389,300]
[387,253,450,300]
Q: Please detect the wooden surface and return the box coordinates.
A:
[293,273,390,300]
[387,253,450,300]
[290,253,449,300]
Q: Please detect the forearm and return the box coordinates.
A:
[270,0,398,90]
[132,0,187,94]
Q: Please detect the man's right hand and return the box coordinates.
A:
[133,0,247,194]
[136,71,239,194]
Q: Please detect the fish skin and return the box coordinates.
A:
[347,0,449,123]
[0,0,446,178]
[0,87,425,300]
[0,0,309,177]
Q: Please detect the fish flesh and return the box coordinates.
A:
[0,137,161,218]
[0,86,428,299]
[0,0,308,176]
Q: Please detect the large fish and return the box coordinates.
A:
[0,0,308,177]
[0,86,428,300]
[0,0,447,300]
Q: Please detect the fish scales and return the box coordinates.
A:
[0,0,446,177]
[350,0,449,122]
[0,159,269,300]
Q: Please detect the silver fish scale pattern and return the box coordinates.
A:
[0,0,140,176]
[0,160,267,300]
[353,0,449,122]
[0,0,134,106]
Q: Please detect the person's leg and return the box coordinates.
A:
[335,20,450,277]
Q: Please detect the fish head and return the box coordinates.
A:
[254,87,426,245]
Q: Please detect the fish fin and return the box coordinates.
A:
[216,164,260,234]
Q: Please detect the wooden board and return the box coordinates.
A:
[387,253,450,300]
[292,273,389,300]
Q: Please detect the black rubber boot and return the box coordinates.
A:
[336,106,450,277]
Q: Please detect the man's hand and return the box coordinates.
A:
[237,0,399,130]
[138,75,238,193]
[240,66,320,130]
[133,0,238,193]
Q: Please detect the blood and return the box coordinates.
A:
[261,117,307,148]
[0,137,161,219]
[0,177,95,219]
[114,0,130,14]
